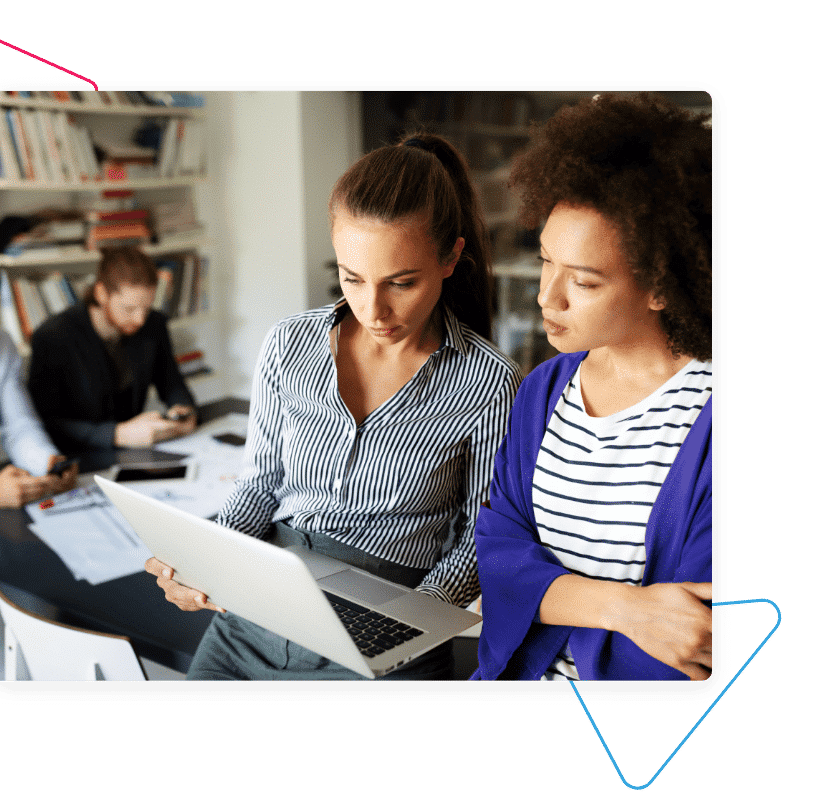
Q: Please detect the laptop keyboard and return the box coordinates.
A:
[323,592,424,658]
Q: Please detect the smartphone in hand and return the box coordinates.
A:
[163,409,193,422]
[48,458,78,476]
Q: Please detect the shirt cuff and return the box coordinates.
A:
[415,584,452,604]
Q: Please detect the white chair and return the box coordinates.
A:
[0,587,147,681]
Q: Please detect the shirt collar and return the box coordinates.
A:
[324,299,470,358]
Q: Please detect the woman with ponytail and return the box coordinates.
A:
[146,132,522,680]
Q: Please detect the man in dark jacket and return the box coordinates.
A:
[28,247,197,454]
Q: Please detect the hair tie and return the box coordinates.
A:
[403,137,429,151]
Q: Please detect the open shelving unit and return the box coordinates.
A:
[0,91,221,403]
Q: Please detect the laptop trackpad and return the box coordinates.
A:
[317,570,407,606]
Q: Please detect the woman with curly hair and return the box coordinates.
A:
[473,93,712,681]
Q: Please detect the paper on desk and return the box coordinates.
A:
[24,414,251,585]
[26,484,153,585]
[145,412,249,518]
[155,412,249,461]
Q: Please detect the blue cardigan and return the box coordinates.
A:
[472,352,712,680]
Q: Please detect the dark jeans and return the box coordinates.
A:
[186,522,453,680]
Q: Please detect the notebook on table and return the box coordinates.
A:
[95,476,480,678]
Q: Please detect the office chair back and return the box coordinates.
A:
[0,588,146,681]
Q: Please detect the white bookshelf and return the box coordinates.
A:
[0,95,204,118]
[0,92,218,403]
[0,176,205,191]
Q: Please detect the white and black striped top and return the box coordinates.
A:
[217,301,522,608]
[533,358,712,680]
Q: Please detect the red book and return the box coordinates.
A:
[102,189,134,199]
[175,349,204,364]
[11,280,32,341]
[88,221,150,239]
[7,110,35,180]
[87,209,148,223]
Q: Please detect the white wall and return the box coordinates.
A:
[201,91,361,399]
[301,92,362,310]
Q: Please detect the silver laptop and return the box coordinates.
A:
[94,476,480,679]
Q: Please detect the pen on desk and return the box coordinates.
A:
[37,485,106,514]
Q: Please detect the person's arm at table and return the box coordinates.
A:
[114,410,193,447]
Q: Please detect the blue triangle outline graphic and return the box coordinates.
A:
[569,598,781,790]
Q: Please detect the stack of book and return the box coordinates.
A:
[85,209,152,249]
[4,218,89,262]
[151,198,203,244]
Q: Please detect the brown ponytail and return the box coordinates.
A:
[329,132,493,339]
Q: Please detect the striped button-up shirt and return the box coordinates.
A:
[217,301,521,607]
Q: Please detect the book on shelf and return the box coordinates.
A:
[86,219,152,249]
[3,216,91,265]
[52,112,84,182]
[153,265,174,312]
[5,109,35,180]
[174,120,205,176]
[0,270,25,347]
[151,197,201,237]
[36,272,72,315]
[153,225,205,248]
[10,277,32,340]
[18,111,50,182]
[177,252,197,317]
[102,160,158,181]
[0,113,22,180]
[153,253,204,319]
[79,191,138,216]
[175,349,209,377]
[13,276,48,337]
[34,110,68,183]
[157,118,205,178]
[1,107,98,183]
[196,256,209,312]
[4,218,87,255]
[141,92,205,109]
[68,273,95,301]
[77,124,99,180]
[157,119,181,178]
[86,209,147,224]
[95,137,158,182]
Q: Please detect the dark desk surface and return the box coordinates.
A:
[0,397,249,672]
[0,396,480,678]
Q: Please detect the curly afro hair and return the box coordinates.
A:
[510,92,711,361]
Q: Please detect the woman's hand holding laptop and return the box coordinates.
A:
[145,557,226,613]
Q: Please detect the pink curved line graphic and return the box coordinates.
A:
[1,38,98,90]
